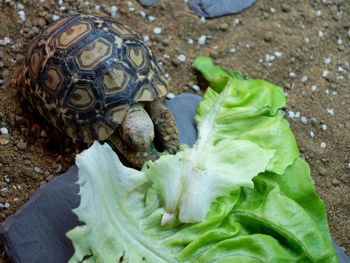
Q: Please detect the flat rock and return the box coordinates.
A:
[164,93,202,147]
[0,93,349,263]
[188,0,258,18]
[138,0,158,7]
[0,166,81,263]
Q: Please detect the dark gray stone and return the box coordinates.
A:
[0,166,81,263]
[138,0,158,7]
[0,93,349,263]
[188,0,258,18]
[165,93,202,147]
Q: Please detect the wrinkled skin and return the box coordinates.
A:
[109,98,179,168]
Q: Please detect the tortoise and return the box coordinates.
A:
[17,14,179,168]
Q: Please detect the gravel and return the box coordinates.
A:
[0,127,8,135]
[191,85,200,92]
[198,35,206,45]
[153,27,162,34]
[289,72,297,79]
[177,54,186,63]
[52,15,60,22]
[166,92,175,99]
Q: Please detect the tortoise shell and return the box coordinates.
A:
[17,14,168,142]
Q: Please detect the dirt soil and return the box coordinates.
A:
[0,0,349,261]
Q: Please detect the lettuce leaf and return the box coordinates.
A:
[67,57,338,262]
[67,143,337,262]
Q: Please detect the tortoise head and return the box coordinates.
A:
[119,103,154,151]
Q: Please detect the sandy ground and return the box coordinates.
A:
[0,0,349,260]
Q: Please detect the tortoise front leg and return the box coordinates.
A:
[147,98,179,154]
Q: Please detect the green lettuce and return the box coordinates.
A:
[66,57,338,262]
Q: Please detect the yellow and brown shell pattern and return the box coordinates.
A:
[17,14,168,143]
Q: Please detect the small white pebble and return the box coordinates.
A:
[163,54,170,59]
[295,112,300,118]
[245,44,250,49]
[95,5,100,11]
[0,127,8,135]
[59,6,66,11]
[1,188,8,193]
[139,11,146,18]
[34,167,41,173]
[274,51,282,57]
[148,16,155,22]
[309,131,315,138]
[311,85,317,92]
[320,142,326,148]
[4,203,10,209]
[324,57,331,64]
[17,3,24,9]
[288,111,295,118]
[337,38,343,45]
[322,70,329,77]
[111,5,118,15]
[348,28,350,38]
[198,35,206,45]
[289,72,297,79]
[143,35,149,42]
[332,91,337,95]
[338,66,344,73]
[166,92,175,99]
[233,18,240,25]
[129,7,135,12]
[192,85,200,92]
[177,54,186,62]
[52,15,60,22]
[4,176,10,183]
[13,198,19,202]
[301,75,308,83]
[230,47,236,53]
[258,58,263,63]
[318,31,324,37]
[158,61,163,66]
[58,0,63,5]
[321,124,327,130]
[83,1,89,6]
[301,116,307,124]
[18,11,26,22]
[187,39,194,45]
[326,108,334,115]
[17,185,21,190]
[315,10,322,16]
[304,37,310,43]
[164,73,170,79]
[12,185,17,190]
[153,27,162,35]
[265,54,275,62]
[200,16,206,23]
[325,89,329,94]
[348,163,350,169]
[270,7,276,14]
[0,203,4,209]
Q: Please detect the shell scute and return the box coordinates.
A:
[20,14,168,142]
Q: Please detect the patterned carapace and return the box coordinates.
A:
[17,14,168,142]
